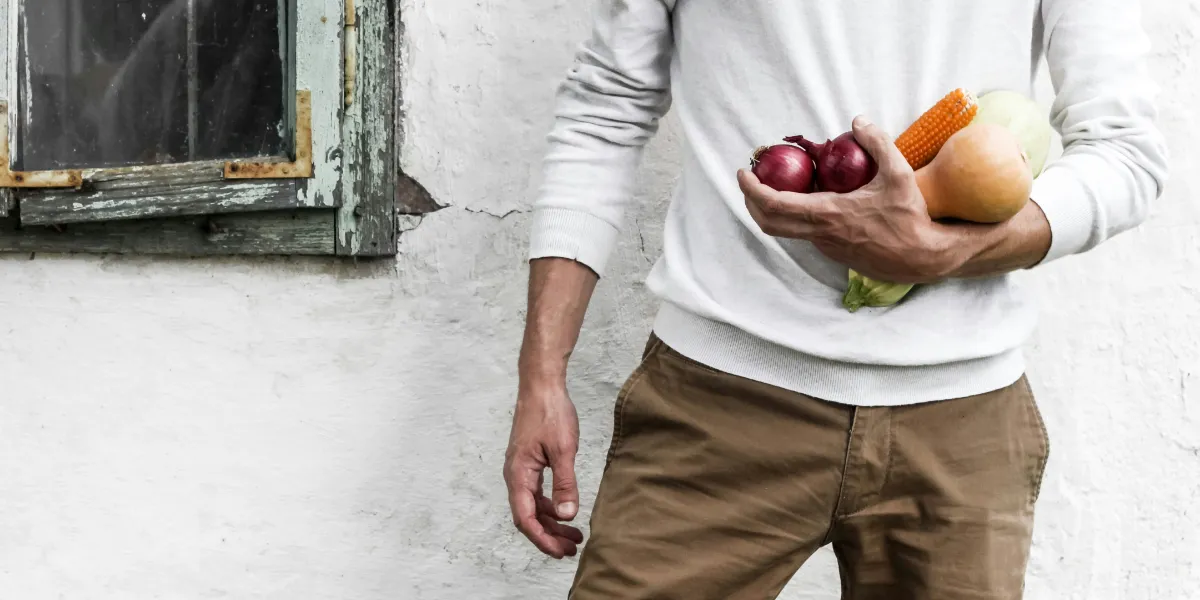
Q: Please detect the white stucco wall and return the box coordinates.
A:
[1,1,1197,598]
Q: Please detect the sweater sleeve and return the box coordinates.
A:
[527,1,676,277]
[1031,0,1171,265]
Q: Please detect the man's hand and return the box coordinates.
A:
[738,116,963,284]
[504,382,585,559]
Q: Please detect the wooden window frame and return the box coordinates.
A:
[0,0,398,257]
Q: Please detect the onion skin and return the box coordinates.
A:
[785,132,879,194]
[750,144,816,194]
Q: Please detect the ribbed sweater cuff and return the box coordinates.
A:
[1030,159,1101,266]
[528,207,621,277]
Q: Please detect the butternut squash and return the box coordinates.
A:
[915,123,1033,223]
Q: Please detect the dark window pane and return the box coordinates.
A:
[16,0,288,171]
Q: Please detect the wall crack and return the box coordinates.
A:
[463,207,529,220]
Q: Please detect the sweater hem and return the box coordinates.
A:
[651,302,1027,407]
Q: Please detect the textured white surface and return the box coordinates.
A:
[1,1,1198,598]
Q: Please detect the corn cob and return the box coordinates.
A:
[842,88,979,313]
[894,88,979,170]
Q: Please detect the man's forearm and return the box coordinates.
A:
[519,258,600,391]
[945,200,1053,279]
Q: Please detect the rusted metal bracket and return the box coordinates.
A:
[224,90,314,180]
[0,102,84,189]
[344,0,357,108]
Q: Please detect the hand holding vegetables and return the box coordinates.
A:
[739,116,964,285]
[744,88,1054,312]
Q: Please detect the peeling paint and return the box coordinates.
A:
[293,0,345,209]
[336,0,397,256]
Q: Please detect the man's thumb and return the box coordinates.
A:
[851,115,906,173]
[549,450,579,521]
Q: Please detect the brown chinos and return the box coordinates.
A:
[568,335,1050,600]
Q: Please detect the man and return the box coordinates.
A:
[504,1,1169,597]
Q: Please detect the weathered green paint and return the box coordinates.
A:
[0,209,336,255]
[295,0,345,209]
[336,0,396,256]
[18,161,302,225]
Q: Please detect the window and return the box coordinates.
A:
[0,0,402,256]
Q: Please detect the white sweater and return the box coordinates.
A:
[528,0,1170,406]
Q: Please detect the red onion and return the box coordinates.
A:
[750,144,815,194]
[785,132,878,194]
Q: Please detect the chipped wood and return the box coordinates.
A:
[336,0,396,256]
[293,0,345,209]
[0,209,336,255]
[20,180,301,226]
[13,160,310,225]
[344,0,357,108]
[0,188,13,217]
[224,90,314,179]
[0,102,83,189]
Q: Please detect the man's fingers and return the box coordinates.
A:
[537,514,581,556]
[536,495,585,543]
[509,492,581,559]
[549,521,585,545]
[548,446,580,521]
[511,489,571,558]
[738,169,831,238]
[850,115,911,181]
[738,169,791,215]
[507,462,570,558]
[737,168,778,207]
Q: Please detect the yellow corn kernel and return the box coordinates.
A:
[894,88,979,170]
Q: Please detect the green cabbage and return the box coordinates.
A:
[972,90,1054,177]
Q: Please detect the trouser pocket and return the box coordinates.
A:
[604,334,663,470]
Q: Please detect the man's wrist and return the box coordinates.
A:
[918,223,980,281]
[947,225,988,275]
[934,201,1053,279]
[518,352,570,391]
[519,369,568,389]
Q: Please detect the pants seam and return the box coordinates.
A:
[880,409,895,504]
[823,407,858,545]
